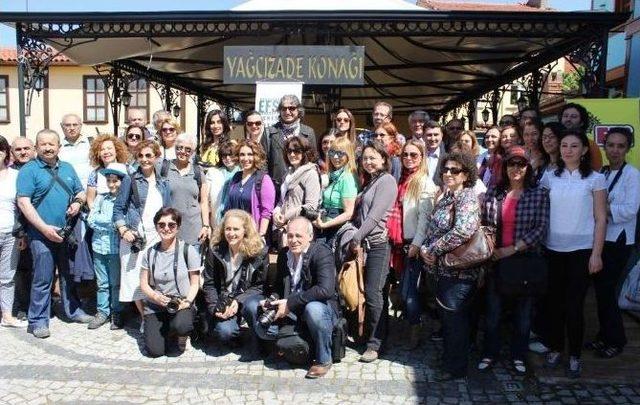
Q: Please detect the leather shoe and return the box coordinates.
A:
[88,312,109,330]
[74,314,95,324]
[305,363,332,379]
[29,326,51,339]
[359,349,378,363]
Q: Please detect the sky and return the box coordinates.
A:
[0,0,593,46]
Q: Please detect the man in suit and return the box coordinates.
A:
[424,120,446,182]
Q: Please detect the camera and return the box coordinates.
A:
[258,293,280,327]
[130,231,146,254]
[165,295,182,314]
[57,213,79,249]
[214,293,234,314]
[301,207,325,222]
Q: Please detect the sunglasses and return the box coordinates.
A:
[336,117,350,123]
[161,127,176,133]
[328,150,347,159]
[246,121,262,127]
[373,132,387,138]
[156,221,177,230]
[402,152,421,159]
[127,133,142,140]
[137,152,155,159]
[176,145,193,154]
[442,166,464,175]
[287,148,302,155]
[281,106,298,112]
[507,160,528,168]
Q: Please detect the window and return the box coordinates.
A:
[0,76,8,123]
[83,76,107,123]
[125,78,149,122]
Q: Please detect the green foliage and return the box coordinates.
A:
[563,65,586,94]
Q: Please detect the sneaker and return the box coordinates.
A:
[87,312,109,330]
[477,357,494,371]
[1,318,28,328]
[30,326,51,339]
[359,349,379,363]
[74,314,95,324]
[430,330,443,342]
[513,359,527,375]
[566,356,581,379]
[544,351,561,368]
[529,341,550,354]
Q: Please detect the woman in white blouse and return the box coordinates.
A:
[539,129,607,378]
[588,127,640,359]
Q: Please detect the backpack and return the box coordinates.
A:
[337,246,366,337]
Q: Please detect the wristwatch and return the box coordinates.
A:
[420,245,429,255]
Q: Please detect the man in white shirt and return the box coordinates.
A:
[58,113,93,189]
[423,120,446,182]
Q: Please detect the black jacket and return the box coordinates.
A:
[266,241,338,315]
[267,122,316,188]
[202,243,268,316]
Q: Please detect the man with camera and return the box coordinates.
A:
[247,216,338,378]
[16,129,92,338]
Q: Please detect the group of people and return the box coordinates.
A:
[0,95,638,381]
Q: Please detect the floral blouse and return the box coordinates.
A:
[423,187,484,280]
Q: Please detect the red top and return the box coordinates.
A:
[501,195,518,247]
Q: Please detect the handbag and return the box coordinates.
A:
[495,251,548,296]
[441,196,495,270]
[619,258,640,311]
[435,276,476,312]
[337,246,366,337]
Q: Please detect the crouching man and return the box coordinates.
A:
[246,216,338,378]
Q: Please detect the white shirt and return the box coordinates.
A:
[603,163,640,244]
[425,146,442,181]
[540,169,606,252]
[286,247,309,294]
[0,168,18,233]
[59,135,93,190]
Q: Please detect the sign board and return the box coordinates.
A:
[570,98,640,167]
[224,46,364,85]
[255,82,303,128]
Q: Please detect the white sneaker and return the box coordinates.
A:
[529,341,550,354]
[1,318,28,328]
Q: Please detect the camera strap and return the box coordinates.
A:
[33,166,75,209]
[149,240,182,296]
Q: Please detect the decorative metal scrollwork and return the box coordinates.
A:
[567,33,608,97]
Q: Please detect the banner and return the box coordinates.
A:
[255,82,303,128]
[570,98,640,167]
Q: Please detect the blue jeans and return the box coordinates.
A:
[28,239,88,328]
[212,294,263,343]
[93,253,121,317]
[248,298,337,365]
[483,276,533,361]
[399,257,422,325]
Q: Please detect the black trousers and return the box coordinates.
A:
[143,308,194,357]
[363,241,391,351]
[594,232,631,348]
[546,249,591,358]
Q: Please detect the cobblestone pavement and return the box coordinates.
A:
[2,316,640,404]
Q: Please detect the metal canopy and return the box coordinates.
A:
[2,9,628,115]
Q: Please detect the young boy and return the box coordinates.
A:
[87,164,127,330]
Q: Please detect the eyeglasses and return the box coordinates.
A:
[161,127,176,133]
[156,221,177,230]
[336,117,350,123]
[137,152,155,159]
[62,123,80,128]
[328,150,347,159]
[402,152,421,159]
[13,147,33,152]
[176,145,193,154]
[246,121,262,127]
[127,133,142,140]
[287,148,302,155]
[442,166,464,175]
[507,160,528,168]
[280,106,298,112]
[373,132,387,138]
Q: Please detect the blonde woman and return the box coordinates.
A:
[158,116,181,160]
[313,137,359,247]
[387,140,437,348]
[202,209,268,345]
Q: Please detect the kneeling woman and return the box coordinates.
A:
[139,208,201,357]
[203,209,268,343]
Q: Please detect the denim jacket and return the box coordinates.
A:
[113,166,171,231]
[87,193,119,255]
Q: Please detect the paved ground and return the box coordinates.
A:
[2,312,640,405]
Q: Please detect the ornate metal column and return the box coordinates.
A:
[568,30,609,98]
[467,100,477,130]
[94,65,134,135]
[491,89,500,125]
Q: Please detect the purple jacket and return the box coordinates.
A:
[227,171,276,229]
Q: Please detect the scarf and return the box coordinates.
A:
[280,120,300,139]
[388,168,417,276]
[329,167,345,184]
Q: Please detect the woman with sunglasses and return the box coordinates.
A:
[420,152,488,381]
[139,208,201,357]
[123,125,144,166]
[478,147,549,375]
[350,141,398,363]
[243,110,268,156]
[114,140,172,331]
[272,136,322,246]
[313,137,359,247]
[161,132,211,246]
[388,140,437,349]
[200,109,231,167]
[86,134,129,209]
[158,117,181,161]
[207,141,239,229]
[373,122,402,182]
[334,108,357,144]
[223,140,276,239]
